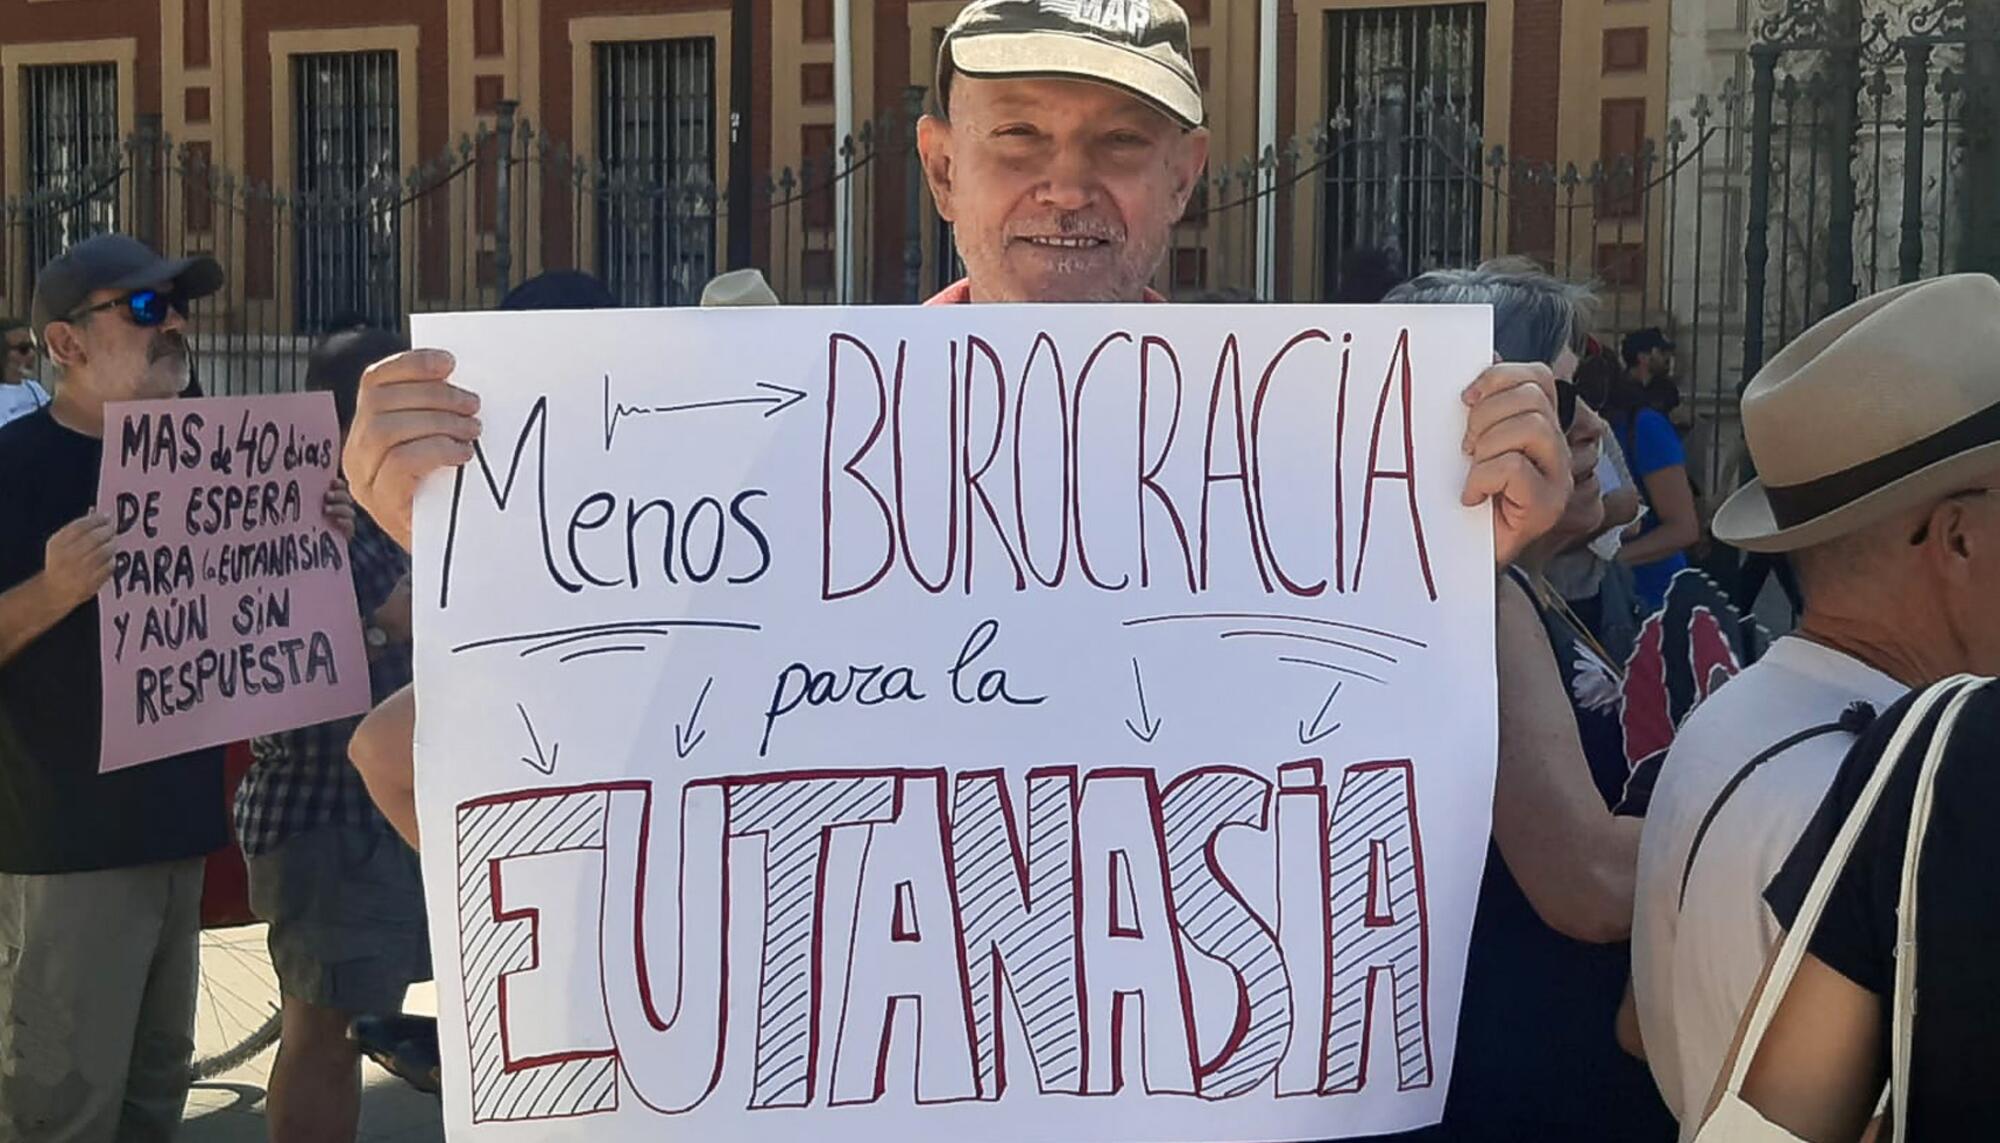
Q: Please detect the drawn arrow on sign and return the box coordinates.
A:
[517,703,559,775]
[1123,658,1162,743]
[1297,681,1345,746]
[675,677,715,759]
[603,374,811,448]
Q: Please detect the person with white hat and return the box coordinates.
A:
[699,267,781,308]
[1631,272,2000,1137]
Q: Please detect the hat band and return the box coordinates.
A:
[1763,398,2000,529]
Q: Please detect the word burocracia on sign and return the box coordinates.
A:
[433,325,1440,608]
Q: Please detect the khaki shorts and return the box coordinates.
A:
[0,857,204,1143]
[247,826,430,1015]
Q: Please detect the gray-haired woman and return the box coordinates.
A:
[1374,265,1677,1141]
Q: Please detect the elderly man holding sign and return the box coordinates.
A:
[346,2,1570,565]
[0,234,363,1138]
[0,237,231,1139]
[341,2,1630,1140]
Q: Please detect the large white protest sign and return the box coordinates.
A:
[412,302,1496,1141]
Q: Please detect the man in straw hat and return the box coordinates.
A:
[1631,272,2000,1135]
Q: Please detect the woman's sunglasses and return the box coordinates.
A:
[1555,378,1578,432]
[62,288,186,328]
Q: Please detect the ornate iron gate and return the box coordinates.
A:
[1320,3,1488,291]
[1742,0,1998,377]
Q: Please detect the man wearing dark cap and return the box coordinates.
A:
[1623,326,1674,387]
[1623,325,1680,416]
[0,235,228,1137]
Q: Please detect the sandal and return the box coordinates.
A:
[350,1013,442,1095]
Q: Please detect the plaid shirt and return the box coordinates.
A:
[234,512,414,857]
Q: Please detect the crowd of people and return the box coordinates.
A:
[0,2,1994,1141]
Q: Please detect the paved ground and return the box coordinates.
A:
[181,931,443,1142]
[184,1069,442,1143]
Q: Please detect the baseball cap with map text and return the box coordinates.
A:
[937,0,1205,129]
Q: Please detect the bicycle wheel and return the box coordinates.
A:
[190,923,284,1081]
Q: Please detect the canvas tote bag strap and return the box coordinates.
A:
[1886,677,1987,1139]
[1695,676,1978,1141]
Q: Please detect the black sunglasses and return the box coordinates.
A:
[5,341,33,357]
[1555,378,1578,432]
[63,288,186,328]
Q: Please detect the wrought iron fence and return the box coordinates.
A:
[1743,0,1994,377]
[1160,85,1723,339]
[0,102,1727,407]
[1,23,1983,465]
[488,99,912,310]
[0,99,914,396]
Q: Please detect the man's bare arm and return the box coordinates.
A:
[1491,574,1642,943]
[1617,465,1700,566]
[1615,979,1646,1061]
[351,684,420,848]
[0,577,78,667]
[1735,953,1885,1142]
[0,514,115,668]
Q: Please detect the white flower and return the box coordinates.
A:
[1571,654,1622,712]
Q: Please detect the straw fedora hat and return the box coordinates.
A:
[699,267,781,308]
[1713,273,2000,553]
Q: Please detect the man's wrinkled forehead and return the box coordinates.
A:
[953,74,1179,127]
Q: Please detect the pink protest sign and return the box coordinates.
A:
[96,392,371,772]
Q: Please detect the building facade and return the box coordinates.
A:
[0,0,1672,333]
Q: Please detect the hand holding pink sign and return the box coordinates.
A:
[96,391,371,772]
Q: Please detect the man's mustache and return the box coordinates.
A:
[149,331,188,362]
[1007,214,1124,242]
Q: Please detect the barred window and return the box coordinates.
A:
[1323,4,1487,293]
[24,63,121,283]
[293,50,401,332]
[595,38,717,307]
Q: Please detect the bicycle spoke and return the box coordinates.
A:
[192,923,284,1076]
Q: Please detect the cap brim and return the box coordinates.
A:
[1713,439,2000,553]
[108,253,225,303]
[949,31,1203,128]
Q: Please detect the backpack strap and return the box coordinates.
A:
[1886,681,1986,1138]
[1708,677,1980,1121]
[1677,701,1878,911]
